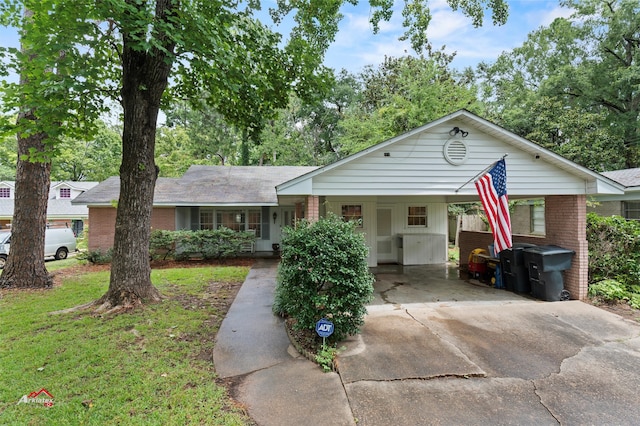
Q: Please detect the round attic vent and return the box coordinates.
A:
[443,139,469,165]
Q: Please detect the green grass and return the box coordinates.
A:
[45,257,82,272]
[0,265,252,425]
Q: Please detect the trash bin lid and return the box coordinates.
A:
[523,245,575,256]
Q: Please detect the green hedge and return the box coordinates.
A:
[587,213,640,307]
[150,228,255,260]
[273,214,374,342]
[587,213,640,286]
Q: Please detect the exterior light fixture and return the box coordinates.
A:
[273,211,278,224]
[449,126,469,137]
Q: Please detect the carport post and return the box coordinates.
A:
[544,195,588,300]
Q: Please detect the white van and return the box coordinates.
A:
[0,228,77,268]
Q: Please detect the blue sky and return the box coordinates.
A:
[0,1,571,76]
[318,0,573,73]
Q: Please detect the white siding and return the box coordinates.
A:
[324,196,448,266]
[310,122,593,197]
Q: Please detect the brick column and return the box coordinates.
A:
[305,195,320,222]
[545,195,588,300]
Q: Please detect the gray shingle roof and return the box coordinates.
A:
[601,168,640,187]
[73,165,318,206]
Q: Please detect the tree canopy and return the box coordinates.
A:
[478,0,640,170]
[0,0,510,299]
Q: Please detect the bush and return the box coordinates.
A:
[149,229,176,260]
[77,248,113,264]
[586,213,640,307]
[149,228,255,260]
[587,213,640,287]
[273,214,374,343]
[588,279,629,302]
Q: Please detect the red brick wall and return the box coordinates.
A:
[88,207,175,251]
[306,196,320,222]
[459,195,588,300]
[545,195,587,301]
[88,207,117,251]
[151,208,176,233]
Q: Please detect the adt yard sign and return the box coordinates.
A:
[315,318,334,338]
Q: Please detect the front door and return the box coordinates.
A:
[273,208,297,244]
[376,207,395,263]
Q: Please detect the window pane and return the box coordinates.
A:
[248,209,261,238]
[60,188,71,198]
[0,188,10,198]
[200,209,214,230]
[216,210,245,232]
[407,206,427,227]
[624,201,640,220]
[341,205,363,226]
[531,204,545,234]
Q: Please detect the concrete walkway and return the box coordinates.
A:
[213,259,640,425]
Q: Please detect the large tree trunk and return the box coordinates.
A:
[97,0,177,310]
[0,9,52,289]
[0,127,52,288]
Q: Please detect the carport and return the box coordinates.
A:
[277,110,625,301]
[371,263,529,306]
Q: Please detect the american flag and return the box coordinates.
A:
[475,159,512,256]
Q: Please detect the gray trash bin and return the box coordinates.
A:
[523,245,575,301]
[500,243,537,294]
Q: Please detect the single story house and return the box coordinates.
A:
[73,110,624,300]
[0,180,98,235]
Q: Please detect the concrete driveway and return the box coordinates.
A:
[214,260,640,425]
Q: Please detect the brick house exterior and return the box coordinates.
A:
[87,207,176,251]
[76,110,623,301]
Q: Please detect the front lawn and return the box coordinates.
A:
[0,264,253,425]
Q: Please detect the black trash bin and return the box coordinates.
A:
[523,245,575,301]
[500,243,537,293]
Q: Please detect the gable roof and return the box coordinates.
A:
[277,109,624,201]
[73,165,319,207]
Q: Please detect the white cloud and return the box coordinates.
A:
[535,6,574,27]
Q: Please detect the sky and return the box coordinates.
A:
[0,1,572,75]
[317,0,573,73]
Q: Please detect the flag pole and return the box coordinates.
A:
[455,153,508,193]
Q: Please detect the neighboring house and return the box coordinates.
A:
[73,110,624,300]
[0,181,98,235]
[590,168,640,220]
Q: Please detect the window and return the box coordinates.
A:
[0,188,10,198]
[200,209,214,230]
[247,209,261,237]
[217,210,245,232]
[341,205,363,226]
[407,206,427,227]
[530,204,545,234]
[60,188,71,198]
[624,201,640,221]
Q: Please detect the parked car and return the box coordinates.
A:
[0,228,77,269]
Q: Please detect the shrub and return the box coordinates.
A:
[149,228,255,260]
[273,214,374,343]
[149,229,176,260]
[587,213,640,287]
[588,279,629,302]
[77,248,113,264]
